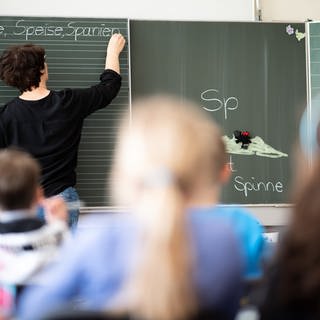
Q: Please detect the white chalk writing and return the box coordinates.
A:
[227,155,237,172]
[201,89,238,120]
[233,175,283,197]
[12,19,120,41]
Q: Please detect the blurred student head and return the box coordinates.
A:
[112,95,229,209]
[111,95,229,320]
[272,108,320,308]
[0,148,41,211]
[262,154,320,314]
[294,106,320,189]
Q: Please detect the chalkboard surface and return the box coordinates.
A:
[309,22,320,158]
[130,21,307,204]
[0,16,129,207]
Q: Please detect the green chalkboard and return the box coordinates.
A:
[130,21,307,204]
[310,22,320,95]
[0,16,129,207]
[309,22,320,158]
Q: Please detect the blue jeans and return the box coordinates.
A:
[37,187,80,230]
[59,187,80,229]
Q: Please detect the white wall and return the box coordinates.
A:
[2,0,255,21]
[260,0,320,21]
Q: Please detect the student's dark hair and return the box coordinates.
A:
[276,156,320,307]
[0,44,45,92]
[0,149,40,210]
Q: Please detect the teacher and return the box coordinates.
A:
[0,33,125,228]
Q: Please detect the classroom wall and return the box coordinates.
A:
[1,0,255,21]
[260,0,320,21]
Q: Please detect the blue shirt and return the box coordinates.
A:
[18,212,244,320]
[189,206,266,279]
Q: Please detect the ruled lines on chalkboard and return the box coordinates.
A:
[308,23,320,162]
[310,23,320,116]
[310,23,320,100]
[309,22,320,110]
[0,16,130,206]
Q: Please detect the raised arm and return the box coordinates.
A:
[105,33,126,74]
[65,34,126,118]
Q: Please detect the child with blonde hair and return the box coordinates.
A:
[18,96,263,320]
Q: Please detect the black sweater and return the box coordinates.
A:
[0,69,121,197]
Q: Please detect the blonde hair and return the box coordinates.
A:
[112,96,227,320]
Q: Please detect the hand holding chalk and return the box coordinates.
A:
[105,33,126,73]
[107,33,126,56]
